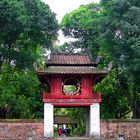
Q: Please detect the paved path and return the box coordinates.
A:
[54,137,90,140]
[53,137,117,140]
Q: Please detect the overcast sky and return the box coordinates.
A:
[42,0,100,22]
[41,0,100,44]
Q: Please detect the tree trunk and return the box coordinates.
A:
[132,104,140,119]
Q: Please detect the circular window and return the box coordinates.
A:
[63,78,80,95]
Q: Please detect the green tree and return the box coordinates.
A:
[0,64,43,118]
[0,0,59,118]
[67,108,87,136]
[61,3,102,58]
[61,1,140,119]
[99,0,140,118]
[100,0,140,71]
[0,0,59,69]
[94,68,131,119]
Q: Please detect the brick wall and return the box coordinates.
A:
[0,120,140,139]
[0,122,43,139]
[101,120,140,139]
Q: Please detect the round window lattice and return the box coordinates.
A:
[63,78,80,95]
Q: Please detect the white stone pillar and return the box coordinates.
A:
[89,103,100,138]
[86,108,90,136]
[44,103,54,138]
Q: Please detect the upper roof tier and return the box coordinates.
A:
[46,53,97,66]
[37,53,108,75]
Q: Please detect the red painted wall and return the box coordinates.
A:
[0,120,140,139]
[44,74,99,101]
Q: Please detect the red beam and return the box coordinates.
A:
[53,103,91,107]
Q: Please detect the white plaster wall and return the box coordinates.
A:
[89,103,100,138]
[44,103,54,138]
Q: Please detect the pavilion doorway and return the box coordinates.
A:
[54,107,89,137]
[44,103,100,138]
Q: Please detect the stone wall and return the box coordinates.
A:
[0,120,140,139]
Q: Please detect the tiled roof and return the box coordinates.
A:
[54,116,77,124]
[38,66,107,74]
[37,53,108,74]
[47,53,96,65]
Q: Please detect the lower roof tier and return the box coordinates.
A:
[38,66,107,74]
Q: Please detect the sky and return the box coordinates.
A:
[41,0,100,44]
[42,0,100,22]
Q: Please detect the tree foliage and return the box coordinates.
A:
[61,3,102,58]
[100,0,140,74]
[99,0,140,118]
[0,64,43,118]
[61,1,140,118]
[94,68,131,119]
[0,0,59,119]
[1,0,140,120]
[0,0,59,69]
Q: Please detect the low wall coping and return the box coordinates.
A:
[0,119,43,123]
